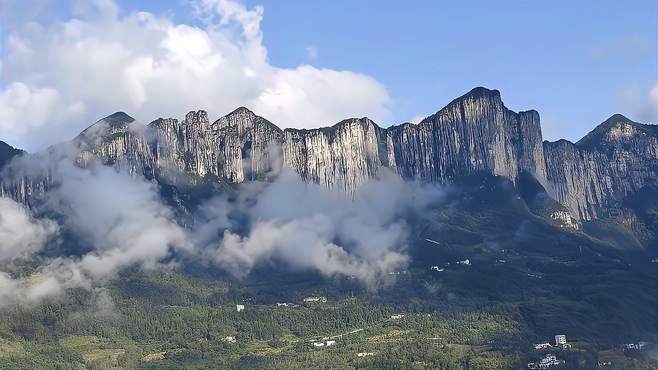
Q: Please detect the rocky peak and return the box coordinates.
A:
[184,110,210,128]
[0,141,24,170]
[297,117,381,140]
[212,106,281,138]
[76,112,137,143]
[3,86,656,226]
[424,86,502,123]
[457,86,501,102]
[576,114,657,150]
[102,111,135,127]
[544,114,658,220]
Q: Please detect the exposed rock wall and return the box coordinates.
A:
[1,88,656,222]
[282,88,548,193]
[544,115,658,219]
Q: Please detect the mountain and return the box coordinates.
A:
[1,87,657,232]
[1,88,658,369]
[0,141,23,170]
[544,114,658,220]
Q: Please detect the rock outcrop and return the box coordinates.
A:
[544,114,658,219]
[1,88,656,223]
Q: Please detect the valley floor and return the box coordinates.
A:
[0,263,656,370]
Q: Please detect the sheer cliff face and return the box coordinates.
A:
[78,108,284,183]
[69,87,548,195]
[1,88,656,222]
[282,88,548,193]
[283,118,388,191]
[384,88,547,188]
[544,115,658,220]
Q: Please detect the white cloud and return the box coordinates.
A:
[649,85,658,119]
[0,154,190,307]
[409,115,425,124]
[0,197,57,263]
[587,35,651,61]
[0,0,391,150]
[204,171,445,287]
[0,145,446,304]
[46,160,190,280]
[0,83,62,141]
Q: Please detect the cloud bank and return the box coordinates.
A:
[0,0,390,150]
[0,152,191,306]
[0,197,57,263]
[0,150,444,306]
[203,171,444,285]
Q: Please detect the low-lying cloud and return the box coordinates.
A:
[0,197,57,263]
[203,171,443,285]
[0,152,444,307]
[50,161,189,279]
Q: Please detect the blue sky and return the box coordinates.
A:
[1,0,656,148]
[118,0,658,141]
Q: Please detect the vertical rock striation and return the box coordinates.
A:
[544,114,658,219]
[282,87,548,193]
[1,88,656,222]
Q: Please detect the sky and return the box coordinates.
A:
[0,0,656,150]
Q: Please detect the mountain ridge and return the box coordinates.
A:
[1,87,657,225]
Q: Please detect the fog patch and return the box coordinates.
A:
[0,152,190,307]
[0,197,57,263]
[0,151,446,304]
[202,171,445,287]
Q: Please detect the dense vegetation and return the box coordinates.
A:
[1,177,656,369]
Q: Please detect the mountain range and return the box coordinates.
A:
[1,87,657,246]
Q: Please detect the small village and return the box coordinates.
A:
[528,335,569,369]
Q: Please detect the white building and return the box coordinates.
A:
[533,342,551,350]
[623,342,648,350]
[236,304,245,312]
[357,352,375,357]
[224,336,236,343]
[390,314,405,320]
[312,339,336,348]
[554,335,566,346]
[528,353,563,369]
[303,296,327,303]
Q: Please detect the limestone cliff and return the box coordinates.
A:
[544,114,658,220]
[1,88,656,224]
[283,87,548,193]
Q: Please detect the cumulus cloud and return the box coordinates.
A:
[0,0,390,149]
